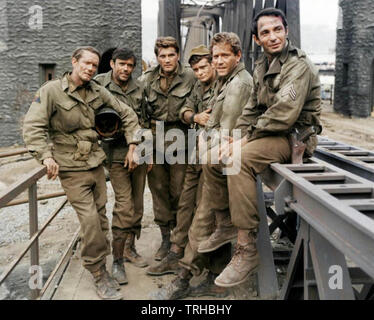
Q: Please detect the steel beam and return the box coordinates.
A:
[315,137,374,182]
[180,6,224,19]
[158,0,181,48]
[271,158,374,280]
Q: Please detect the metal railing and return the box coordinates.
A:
[0,159,76,300]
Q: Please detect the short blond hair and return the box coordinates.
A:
[72,46,101,61]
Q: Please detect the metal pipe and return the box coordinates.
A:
[5,191,66,207]
[0,166,47,208]
[0,148,28,159]
[0,198,68,288]
[28,183,40,300]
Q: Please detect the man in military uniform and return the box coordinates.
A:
[212,8,322,287]
[95,48,150,286]
[146,45,216,276]
[152,33,253,299]
[23,46,141,300]
[140,37,196,261]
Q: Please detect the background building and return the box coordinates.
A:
[0,0,142,147]
[334,0,374,117]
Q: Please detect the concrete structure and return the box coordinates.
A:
[334,0,374,117]
[0,0,142,147]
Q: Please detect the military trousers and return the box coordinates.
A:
[147,160,187,230]
[179,162,232,276]
[227,136,291,230]
[59,166,109,273]
[108,163,147,242]
[170,164,203,249]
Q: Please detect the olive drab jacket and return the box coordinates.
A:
[23,72,141,171]
[205,62,253,135]
[179,78,216,129]
[139,62,196,150]
[235,41,322,156]
[95,71,146,164]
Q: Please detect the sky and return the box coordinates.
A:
[142,0,339,62]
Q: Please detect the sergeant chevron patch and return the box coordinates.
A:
[281,84,297,101]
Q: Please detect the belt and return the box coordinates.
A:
[53,142,99,153]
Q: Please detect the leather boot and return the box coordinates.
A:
[147,248,183,276]
[149,268,192,300]
[112,239,128,285]
[154,226,171,261]
[214,229,259,288]
[124,233,148,268]
[198,211,237,253]
[189,271,229,298]
[92,266,123,300]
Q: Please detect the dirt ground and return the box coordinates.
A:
[0,101,373,300]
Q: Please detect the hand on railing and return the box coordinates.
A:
[43,158,59,180]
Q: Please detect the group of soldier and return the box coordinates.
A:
[22,8,322,300]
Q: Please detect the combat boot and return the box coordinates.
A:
[214,229,259,287]
[124,233,148,268]
[189,271,229,298]
[92,266,123,300]
[147,245,183,276]
[112,238,128,285]
[149,268,192,300]
[198,211,237,253]
[155,226,171,261]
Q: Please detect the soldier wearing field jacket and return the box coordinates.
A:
[23,46,141,300]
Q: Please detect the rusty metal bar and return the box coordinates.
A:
[5,191,66,208]
[39,227,80,300]
[0,166,47,208]
[0,148,28,158]
[0,198,68,288]
[29,183,40,299]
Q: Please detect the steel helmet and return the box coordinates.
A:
[95,107,122,138]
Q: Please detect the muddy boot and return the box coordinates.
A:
[124,233,148,268]
[92,266,123,300]
[149,268,192,300]
[147,244,183,276]
[112,239,128,285]
[155,226,171,261]
[198,211,237,253]
[215,229,259,288]
[189,271,229,298]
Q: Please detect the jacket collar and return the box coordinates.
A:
[255,40,300,84]
[61,72,99,104]
[151,61,186,95]
[216,62,245,94]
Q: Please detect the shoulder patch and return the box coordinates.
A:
[32,94,41,103]
[281,83,297,101]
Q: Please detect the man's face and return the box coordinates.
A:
[71,50,99,83]
[254,15,288,57]
[110,57,135,83]
[212,43,241,77]
[157,47,179,74]
[191,58,215,84]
